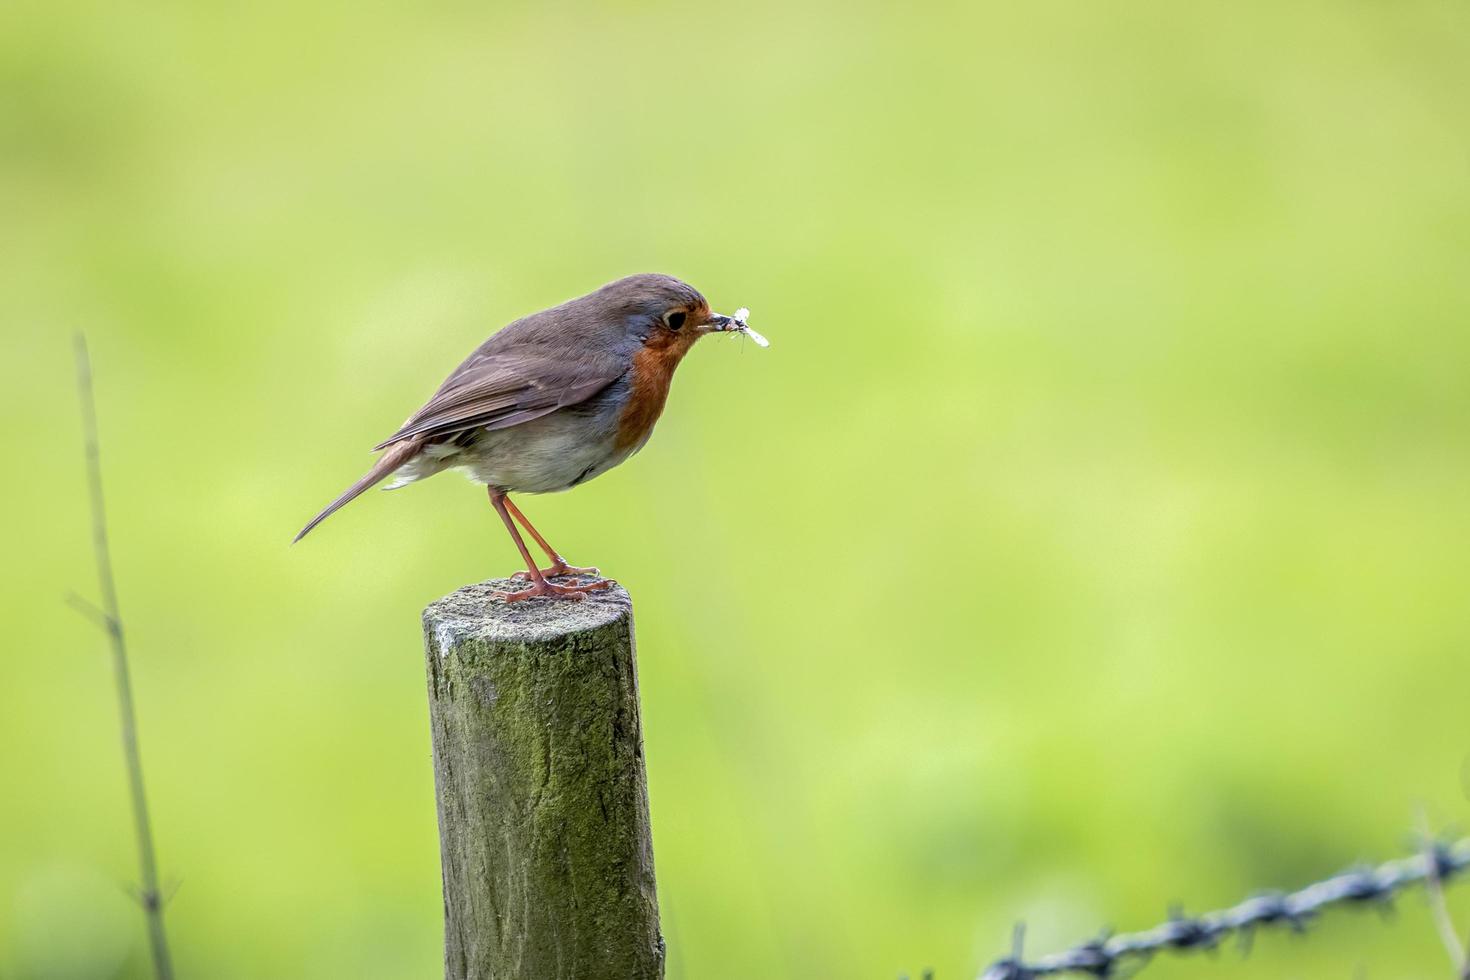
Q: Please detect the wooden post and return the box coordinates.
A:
[422,579,664,980]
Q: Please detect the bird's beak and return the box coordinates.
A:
[699,312,735,334]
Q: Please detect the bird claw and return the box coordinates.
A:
[512,562,600,582]
[493,578,613,603]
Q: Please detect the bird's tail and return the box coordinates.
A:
[293,438,425,543]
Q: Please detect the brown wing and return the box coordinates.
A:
[372,350,622,451]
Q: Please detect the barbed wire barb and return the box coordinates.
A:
[1416,809,1469,978]
[980,837,1470,980]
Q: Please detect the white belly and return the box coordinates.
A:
[383,381,652,495]
[465,418,622,491]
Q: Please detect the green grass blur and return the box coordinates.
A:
[4,0,1470,977]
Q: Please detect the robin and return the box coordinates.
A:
[294,273,761,600]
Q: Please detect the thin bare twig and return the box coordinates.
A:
[71,334,175,980]
[64,590,114,631]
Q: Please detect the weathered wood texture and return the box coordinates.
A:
[423,579,663,980]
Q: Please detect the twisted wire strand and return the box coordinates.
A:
[980,838,1470,980]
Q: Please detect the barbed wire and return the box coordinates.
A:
[979,837,1470,980]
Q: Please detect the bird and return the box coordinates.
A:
[294,273,754,601]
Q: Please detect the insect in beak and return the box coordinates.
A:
[704,308,769,347]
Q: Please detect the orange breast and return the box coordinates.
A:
[615,342,686,452]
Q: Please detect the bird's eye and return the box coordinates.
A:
[664,310,687,330]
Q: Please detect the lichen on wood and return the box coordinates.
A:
[423,579,663,980]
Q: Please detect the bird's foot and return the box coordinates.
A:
[512,560,600,582]
[493,577,613,603]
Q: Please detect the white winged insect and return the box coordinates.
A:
[728,307,769,347]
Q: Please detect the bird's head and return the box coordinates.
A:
[594,273,749,357]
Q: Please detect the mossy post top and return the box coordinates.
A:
[424,578,633,653]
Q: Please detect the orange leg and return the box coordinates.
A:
[502,496,600,581]
[487,489,610,602]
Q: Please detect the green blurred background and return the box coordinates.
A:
[4,0,1470,977]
